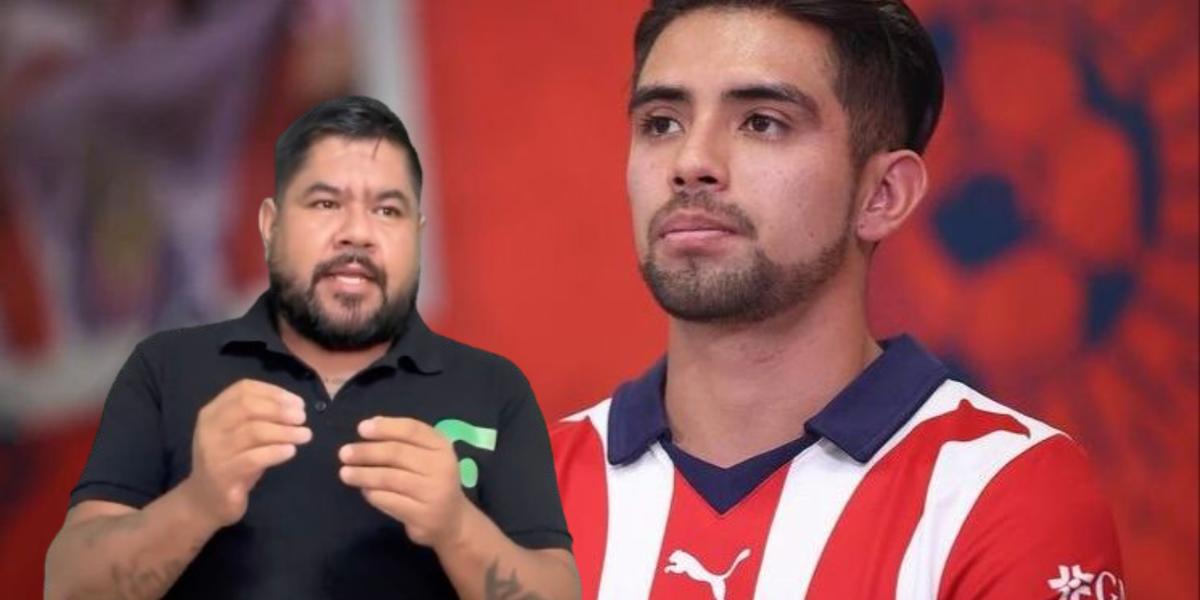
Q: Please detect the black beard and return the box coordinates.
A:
[640,192,849,324]
[268,250,417,351]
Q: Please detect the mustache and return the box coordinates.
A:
[648,191,757,239]
[311,251,386,286]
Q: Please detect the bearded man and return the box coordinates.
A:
[46,95,579,600]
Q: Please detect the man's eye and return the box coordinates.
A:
[312,199,338,209]
[743,114,786,135]
[377,206,402,218]
[639,116,682,136]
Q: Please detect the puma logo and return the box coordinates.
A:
[663,548,752,600]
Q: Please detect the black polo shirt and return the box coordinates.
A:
[71,293,571,600]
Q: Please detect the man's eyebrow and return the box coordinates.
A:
[376,189,415,206]
[628,85,690,114]
[301,182,341,197]
[300,183,416,206]
[628,83,821,122]
[725,83,821,122]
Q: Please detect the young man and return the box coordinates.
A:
[551,2,1124,599]
[46,96,579,600]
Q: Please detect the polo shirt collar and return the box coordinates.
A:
[606,335,948,466]
[606,357,669,466]
[219,292,443,374]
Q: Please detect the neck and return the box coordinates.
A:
[276,316,390,396]
[663,265,880,467]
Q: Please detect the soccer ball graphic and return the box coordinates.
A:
[869,3,1197,597]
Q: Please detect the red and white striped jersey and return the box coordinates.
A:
[551,341,1124,600]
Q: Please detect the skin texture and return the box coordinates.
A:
[261,137,423,395]
[265,137,422,357]
[44,136,578,600]
[629,11,858,314]
[43,379,310,600]
[627,8,929,467]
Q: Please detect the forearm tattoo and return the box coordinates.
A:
[65,514,197,599]
[484,560,547,600]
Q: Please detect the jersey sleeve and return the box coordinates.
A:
[477,363,573,552]
[69,342,167,509]
[938,434,1126,599]
[550,416,609,600]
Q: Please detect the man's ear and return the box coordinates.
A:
[259,197,278,257]
[854,150,929,243]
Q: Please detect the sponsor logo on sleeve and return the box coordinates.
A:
[1048,564,1126,600]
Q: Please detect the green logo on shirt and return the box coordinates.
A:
[435,419,497,488]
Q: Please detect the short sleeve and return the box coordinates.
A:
[69,342,167,509]
[938,435,1126,599]
[477,364,573,552]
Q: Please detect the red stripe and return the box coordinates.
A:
[550,419,608,600]
[936,435,1123,599]
[806,400,1030,600]
[649,468,788,599]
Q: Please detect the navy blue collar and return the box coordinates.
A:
[606,335,949,465]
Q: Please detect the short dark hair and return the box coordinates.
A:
[632,0,944,167]
[274,95,424,199]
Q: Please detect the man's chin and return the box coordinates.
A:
[315,306,383,335]
[314,287,381,312]
[650,242,758,267]
[304,312,394,350]
[646,257,754,284]
[319,313,375,332]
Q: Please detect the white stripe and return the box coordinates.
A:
[894,382,1062,599]
[753,378,968,599]
[561,403,598,423]
[753,439,868,599]
[754,379,1064,599]
[580,400,677,600]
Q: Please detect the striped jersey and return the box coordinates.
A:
[550,337,1124,600]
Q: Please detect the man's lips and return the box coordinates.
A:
[324,264,375,281]
[653,211,743,240]
[323,273,374,287]
[315,260,382,289]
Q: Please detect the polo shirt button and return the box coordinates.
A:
[314,401,328,413]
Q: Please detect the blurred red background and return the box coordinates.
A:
[0,0,1195,598]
